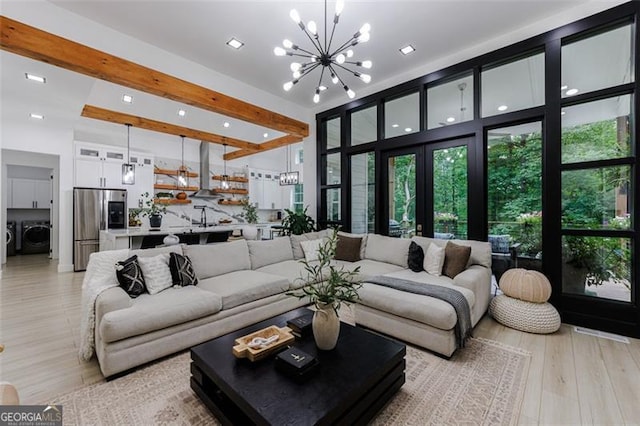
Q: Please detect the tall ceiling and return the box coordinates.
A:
[1,0,627,154]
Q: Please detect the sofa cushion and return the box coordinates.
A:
[337,231,368,259]
[197,270,290,309]
[300,239,324,262]
[115,255,146,298]
[99,286,222,343]
[407,241,424,272]
[247,237,294,269]
[364,234,411,268]
[290,230,331,260]
[351,259,405,281]
[169,252,198,287]
[335,234,362,262]
[442,242,471,278]
[130,245,183,258]
[184,239,250,279]
[137,253,173,295]
[256,260,308,289]
[412,236,491,269]
[424,243,445,276]
[381,269,475,308]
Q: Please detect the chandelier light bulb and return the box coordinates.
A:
[290,9,301,24]
[358,32,370,43]
[359,73,371,83]
[335,0,344,16]
[308,20,317,35]
[290,62,302,72]
[346,49,354,58]
[336,53,346,64]
[359,23,371,34]
[292,70,301,78]
[361,60,372,69]
[319,85,327,91]
[347,89,356,99]
[313,90,320,104]
[283,81,294,91]
[283,39,293,49]
[331,72,339,84]
[274,47,287,56]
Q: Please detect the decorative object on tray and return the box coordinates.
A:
[232,325,295,362]
[274,346,318,380]
[288,228,362,350]
[286,313,313,338]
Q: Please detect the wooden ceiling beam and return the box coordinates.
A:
[81,105,261,151]
[224,135,303,160]
[0,16,309,138]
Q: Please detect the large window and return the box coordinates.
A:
[428,74,473,129]
[487,122,543,261]
[433,145,468,239]
[385,92,419,138]
[351,104,377,146]
[351,152,375,233]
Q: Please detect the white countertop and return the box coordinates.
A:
[102,222,280,238]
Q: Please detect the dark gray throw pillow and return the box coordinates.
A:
[408,241,424,272]
[443,241,472,278]
[334,235,362,262]
[115,255,146,298]
[169,252,198,286]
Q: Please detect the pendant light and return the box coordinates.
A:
[279,143,299,186]
[121,123,135,185]
[221,144,230,190]
[177,135,188,188]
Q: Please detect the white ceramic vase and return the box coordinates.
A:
[242,225,259,240]
[312,303,340,350]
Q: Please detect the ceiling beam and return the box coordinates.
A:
[0,16,309,138]
[81,105,260,151]
[224,135,303,160]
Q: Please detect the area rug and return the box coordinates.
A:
[48,338,530,425]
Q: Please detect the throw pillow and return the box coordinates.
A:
[168,252,198,287]
[115,255,146,298]
[407,241,424,272]
[442,241,472,278]
[300,238,324,262]
[335,235,362,262]
[424,243,445,276]
[137,253,173,295]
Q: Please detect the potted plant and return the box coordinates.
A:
[288,228,362,350]
[281,206,316,235]
[240,198,260,240]
[140,192,167,228]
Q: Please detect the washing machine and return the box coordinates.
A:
[22,220,50,255]
[6,221,16,256]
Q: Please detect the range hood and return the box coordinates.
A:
[191,142,221,198]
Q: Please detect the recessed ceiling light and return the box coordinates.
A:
[223,121,230,128]
[177,109,186,117]
[446,117,455,123]
[392,124,399,128]
[565,88,579,96]
[25,73,46,83]
[404,127,412,132]
[29,113,44,120]
[263,133,269,138]
[560,85,568,90]
[498,105,508,111]
[226,38,244,50]
[122,94,133,103]
[399,45,415,55]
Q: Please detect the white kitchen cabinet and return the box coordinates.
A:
[74,142,126,189]
[10,178,51,209]
[249,169,284,210]
[249,170,265,208]
[126,151,154,209]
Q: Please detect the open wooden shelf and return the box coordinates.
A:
[218,199,244,205]
[154,167,198,178]
[154,183,199,191]
[154,198,192,205]
[212,175,248,183]
[214,188,248,195]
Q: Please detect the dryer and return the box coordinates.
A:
[22,220,50,255]
[6,221,16,256]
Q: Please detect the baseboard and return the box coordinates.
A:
[57,263,74,273]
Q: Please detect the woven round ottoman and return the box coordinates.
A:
[489,295,561,334]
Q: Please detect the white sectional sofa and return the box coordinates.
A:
[81,230,492,377]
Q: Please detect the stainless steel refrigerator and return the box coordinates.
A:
[73,187,127,271]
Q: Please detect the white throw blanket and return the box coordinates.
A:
[79,249,130,361]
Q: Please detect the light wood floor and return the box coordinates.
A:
[1,255,639,424]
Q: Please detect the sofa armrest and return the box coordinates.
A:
[96,287,131,324]
[453,265,491,295]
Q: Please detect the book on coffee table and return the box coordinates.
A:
[286,313,313,338]
[275,346,318,379]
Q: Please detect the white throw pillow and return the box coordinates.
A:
[137,253,173,294]
[424,243,445,276]
[299,238,324,262]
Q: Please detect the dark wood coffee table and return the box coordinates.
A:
[190,307,406,425]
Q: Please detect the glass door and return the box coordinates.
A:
[381,147,424,238]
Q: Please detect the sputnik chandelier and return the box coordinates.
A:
[273,0,372,103]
